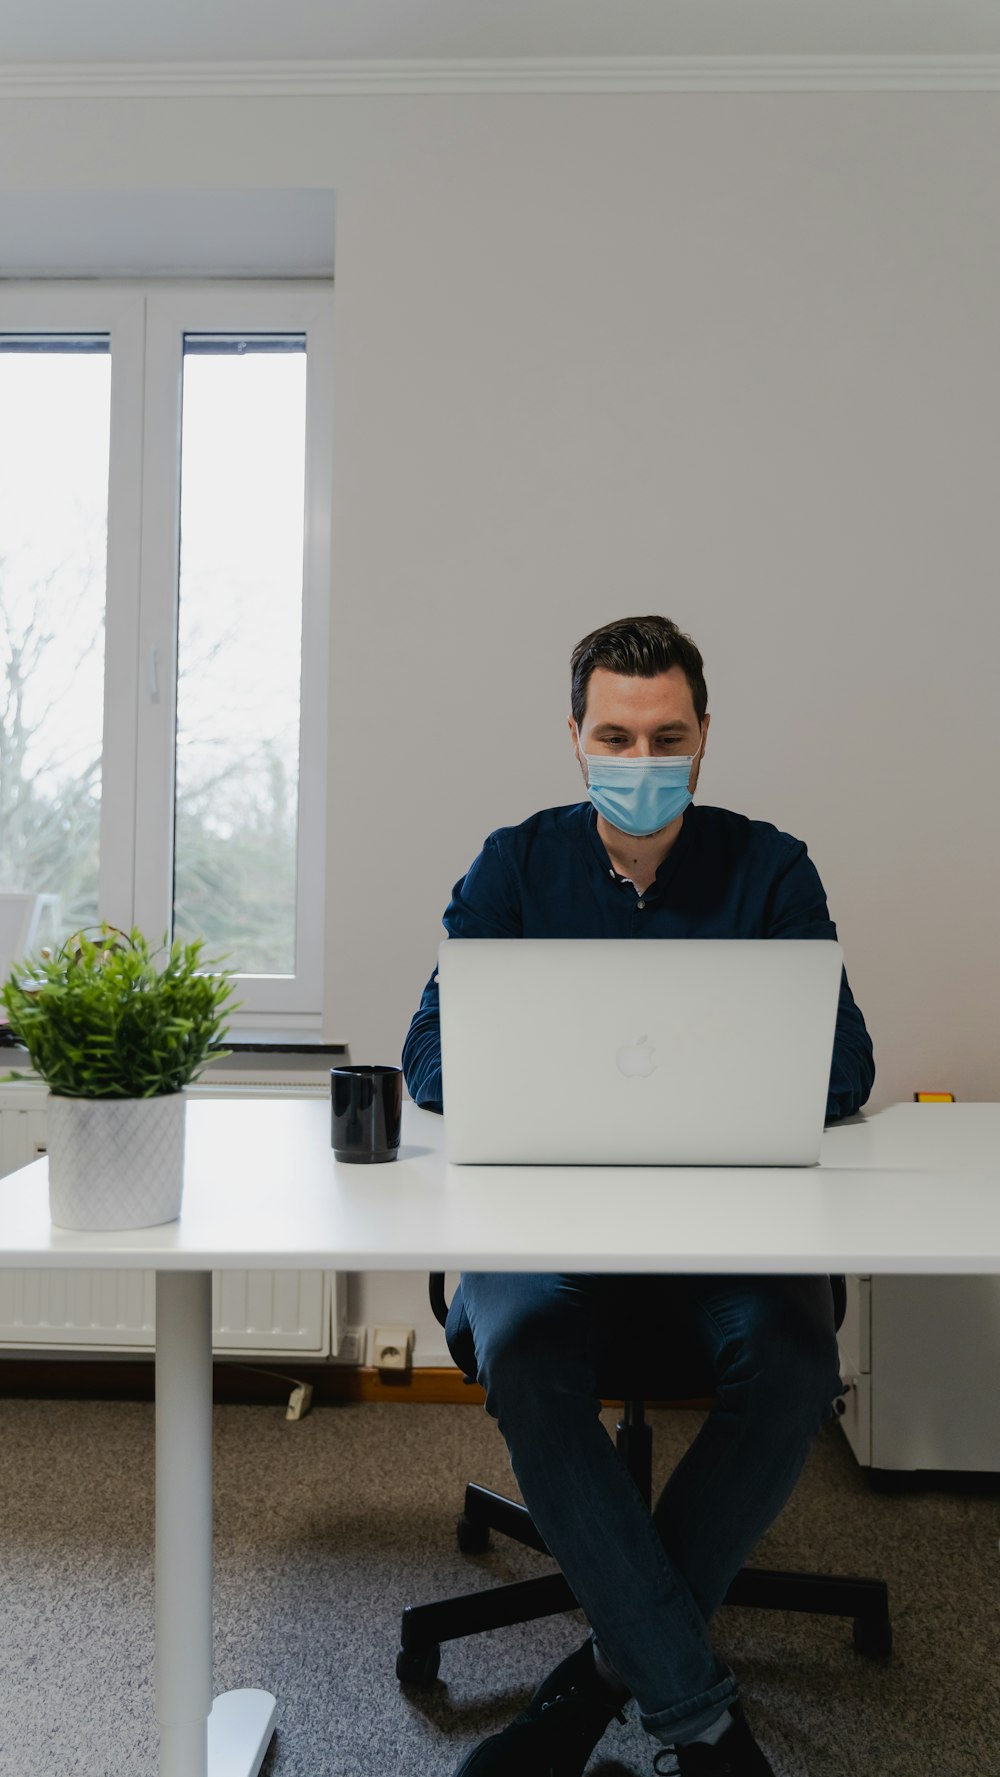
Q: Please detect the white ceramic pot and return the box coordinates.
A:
[46,1092,187,1231]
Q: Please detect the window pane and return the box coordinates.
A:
[173,336,306,976]
[0,340,110,954]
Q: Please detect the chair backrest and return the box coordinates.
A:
[429,1273,449,1329]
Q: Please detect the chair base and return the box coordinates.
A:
[398,1481,892,1684]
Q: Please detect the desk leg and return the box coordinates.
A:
[155,1271,276,1777]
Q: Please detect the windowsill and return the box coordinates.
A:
[213,1035,348,1056]
[0,1038,351,1083]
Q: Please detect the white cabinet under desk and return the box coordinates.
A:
[832,1103,1000,1482]
[838,1269,1000,1481]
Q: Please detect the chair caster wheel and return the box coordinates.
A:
[853,1616,892,1658]
[457,1512,491,1554]
[397,1641,441,1685]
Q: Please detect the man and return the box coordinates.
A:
[402,615,874,1777]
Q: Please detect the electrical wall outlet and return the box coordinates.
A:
[372,1324,414,1375]
[332,1324,366,1364]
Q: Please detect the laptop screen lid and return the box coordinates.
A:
[438,938,843,1166]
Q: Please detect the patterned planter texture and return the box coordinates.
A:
[46,1092,186,1231]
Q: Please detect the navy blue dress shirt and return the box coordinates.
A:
[402,800,875,1124]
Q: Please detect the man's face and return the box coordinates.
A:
[568,666,709,796]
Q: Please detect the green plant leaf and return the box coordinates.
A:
[0,921,238,1098]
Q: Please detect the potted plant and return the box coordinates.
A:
[0,925,236,1231]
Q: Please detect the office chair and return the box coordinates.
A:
[397,1273,891,1685]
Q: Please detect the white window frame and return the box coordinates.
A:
[0,280,333,1024]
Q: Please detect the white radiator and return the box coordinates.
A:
[0,1080,343,1357]
[0,1081,48,1176]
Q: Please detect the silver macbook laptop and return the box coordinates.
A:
[438,938,843,1166]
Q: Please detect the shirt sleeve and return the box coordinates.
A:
[401,831,522,1114]
[764,838,875,1121]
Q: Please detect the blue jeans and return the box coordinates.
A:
[446,1271,842,1746]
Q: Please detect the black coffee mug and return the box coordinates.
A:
[331,1065,403,1163]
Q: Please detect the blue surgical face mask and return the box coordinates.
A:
[582,737,703,838]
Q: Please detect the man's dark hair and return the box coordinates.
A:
[570,615,708,728]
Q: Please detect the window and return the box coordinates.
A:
[0,335,110,939]
[0,283,333,1023]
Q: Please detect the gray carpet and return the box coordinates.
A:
[0,1396,996,1776]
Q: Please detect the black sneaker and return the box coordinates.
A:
[652,1701,776,1776]
[451,1639,628,1776]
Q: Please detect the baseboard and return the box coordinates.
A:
[0,1356,715,1411]
[332,1366,487,1403]
[0,1357,486,1406]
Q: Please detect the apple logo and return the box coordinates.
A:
[616,1035,656,1077]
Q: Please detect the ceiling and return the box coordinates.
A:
[1,0,999,66]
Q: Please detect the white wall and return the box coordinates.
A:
[323,91,1000,1118]
[2,89,998,1344]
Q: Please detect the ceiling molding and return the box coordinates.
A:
[3,55,1000,100]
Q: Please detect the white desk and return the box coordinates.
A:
[0,1098,997,1776]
